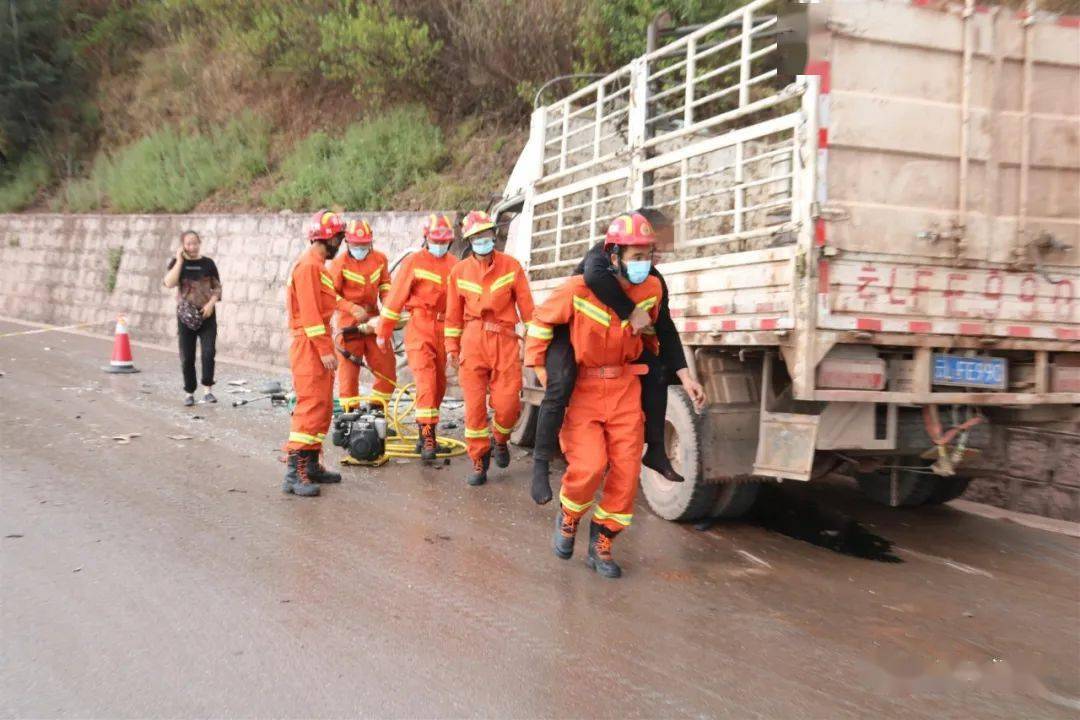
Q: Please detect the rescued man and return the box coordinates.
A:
[376,214,457,461]
[524,212,664,578]
[529,207,706,505]
[282,210,351,497]
[329,218,397,409]
[444,210,534,486]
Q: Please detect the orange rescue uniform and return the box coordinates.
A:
[525,275,662,533]
[329,249,396,405]
[285,245,341,451]
[445,250,534,461]
[377,247,457,425]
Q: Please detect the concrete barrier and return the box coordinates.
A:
[0,212,441,367]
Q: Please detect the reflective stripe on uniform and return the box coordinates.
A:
[369,268,382,283]
[559,491,595,513]
[304,324,327,338]
[489,272,516,292]
[415,407,440,418]
[370,389,392,400]
[289,431,321,445]
[379,283,392,292]
[320,273,335,290]
[338,396,361,405]
[593,506,633,527]
[316,433,326,442]
[464,426,490,439]
[456,278,483,295]
[636,295,658,312]
[342,269,366,285]
[491,419,512,436]
[414,268,443,284]
[526,323,553,340]
[381,308,401,321]
[572,296,611,327]
[444,327,463,338]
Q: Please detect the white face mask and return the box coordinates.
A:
[428,242,449,258]
[348,245,371,261]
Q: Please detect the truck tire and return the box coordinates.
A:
[856,463,938,507]
[510,401,538,448]
[711,480,761,519]
[641,387,721,521]
[922,476,972,505]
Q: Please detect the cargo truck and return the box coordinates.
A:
[494,0,1080,519]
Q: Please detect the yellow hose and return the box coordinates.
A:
[348,369,467,460]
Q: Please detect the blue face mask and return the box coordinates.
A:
[471,238,495,256]
[427,242,449,258]
[624,259,652,285]
[348,245,370,261]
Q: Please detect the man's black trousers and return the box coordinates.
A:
[178,314,217,394]
[532,324,667,463]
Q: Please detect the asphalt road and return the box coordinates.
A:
[2,319,1078,719]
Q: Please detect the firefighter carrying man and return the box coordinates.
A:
[529,207,707,505]
[329,218,396,409]
[444,210,534,486]
[377,214,457,461]
[524,212,664,578]
[283,209,354,497]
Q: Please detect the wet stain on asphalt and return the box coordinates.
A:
[698,483,902,562]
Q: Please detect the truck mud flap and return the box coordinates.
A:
[753,411,820,481]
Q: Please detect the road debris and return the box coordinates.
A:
[167,435,194,441]
[106,433,142,444]
[227,379,248,386]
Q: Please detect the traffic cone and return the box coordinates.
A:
[104,315,139,374]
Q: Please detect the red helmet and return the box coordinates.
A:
[423,213,454,243]
[461,210,496,240]
[306,210,346,242]
[604,212,656,248]
[345,219,373,245]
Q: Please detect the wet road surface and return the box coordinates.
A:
[2,319,1078,718]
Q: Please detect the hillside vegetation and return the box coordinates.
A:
[0,0,743,214]
[2,0,1076,214]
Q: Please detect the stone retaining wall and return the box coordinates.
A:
[0,212,439,366]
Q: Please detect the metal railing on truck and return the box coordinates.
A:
[526,0,806,280]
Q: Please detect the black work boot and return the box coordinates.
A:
[282,451,320,497]
[305,450,342,484]
[531,459,553,505]
[492,440,510,468]
[642,444,685,483]
[552,508,580,559]
[420,424,438,462]
[586,522,622,579]
[466,453,490,486]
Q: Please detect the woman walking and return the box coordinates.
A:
[163,230,222,406]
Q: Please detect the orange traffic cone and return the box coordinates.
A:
[104,315,139,374]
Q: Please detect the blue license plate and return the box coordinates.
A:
[932,354,1007,390]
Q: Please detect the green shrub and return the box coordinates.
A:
[57,112,269,213]
[106,247,124,292]
[0,155,50,213]
[266,107,445,210]
[318,0,439,102]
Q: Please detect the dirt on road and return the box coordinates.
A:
[1,320,1078,719]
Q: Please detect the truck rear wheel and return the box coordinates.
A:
[856,462,937,507]
[922,476,972,505]
[641,388,759,521]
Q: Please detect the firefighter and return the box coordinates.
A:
[445,210,534,486]
[377,214,457,461]
[329,218,396,408]
[524,212,663,578]
[529,208,707,505]
[283,209,349,497]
